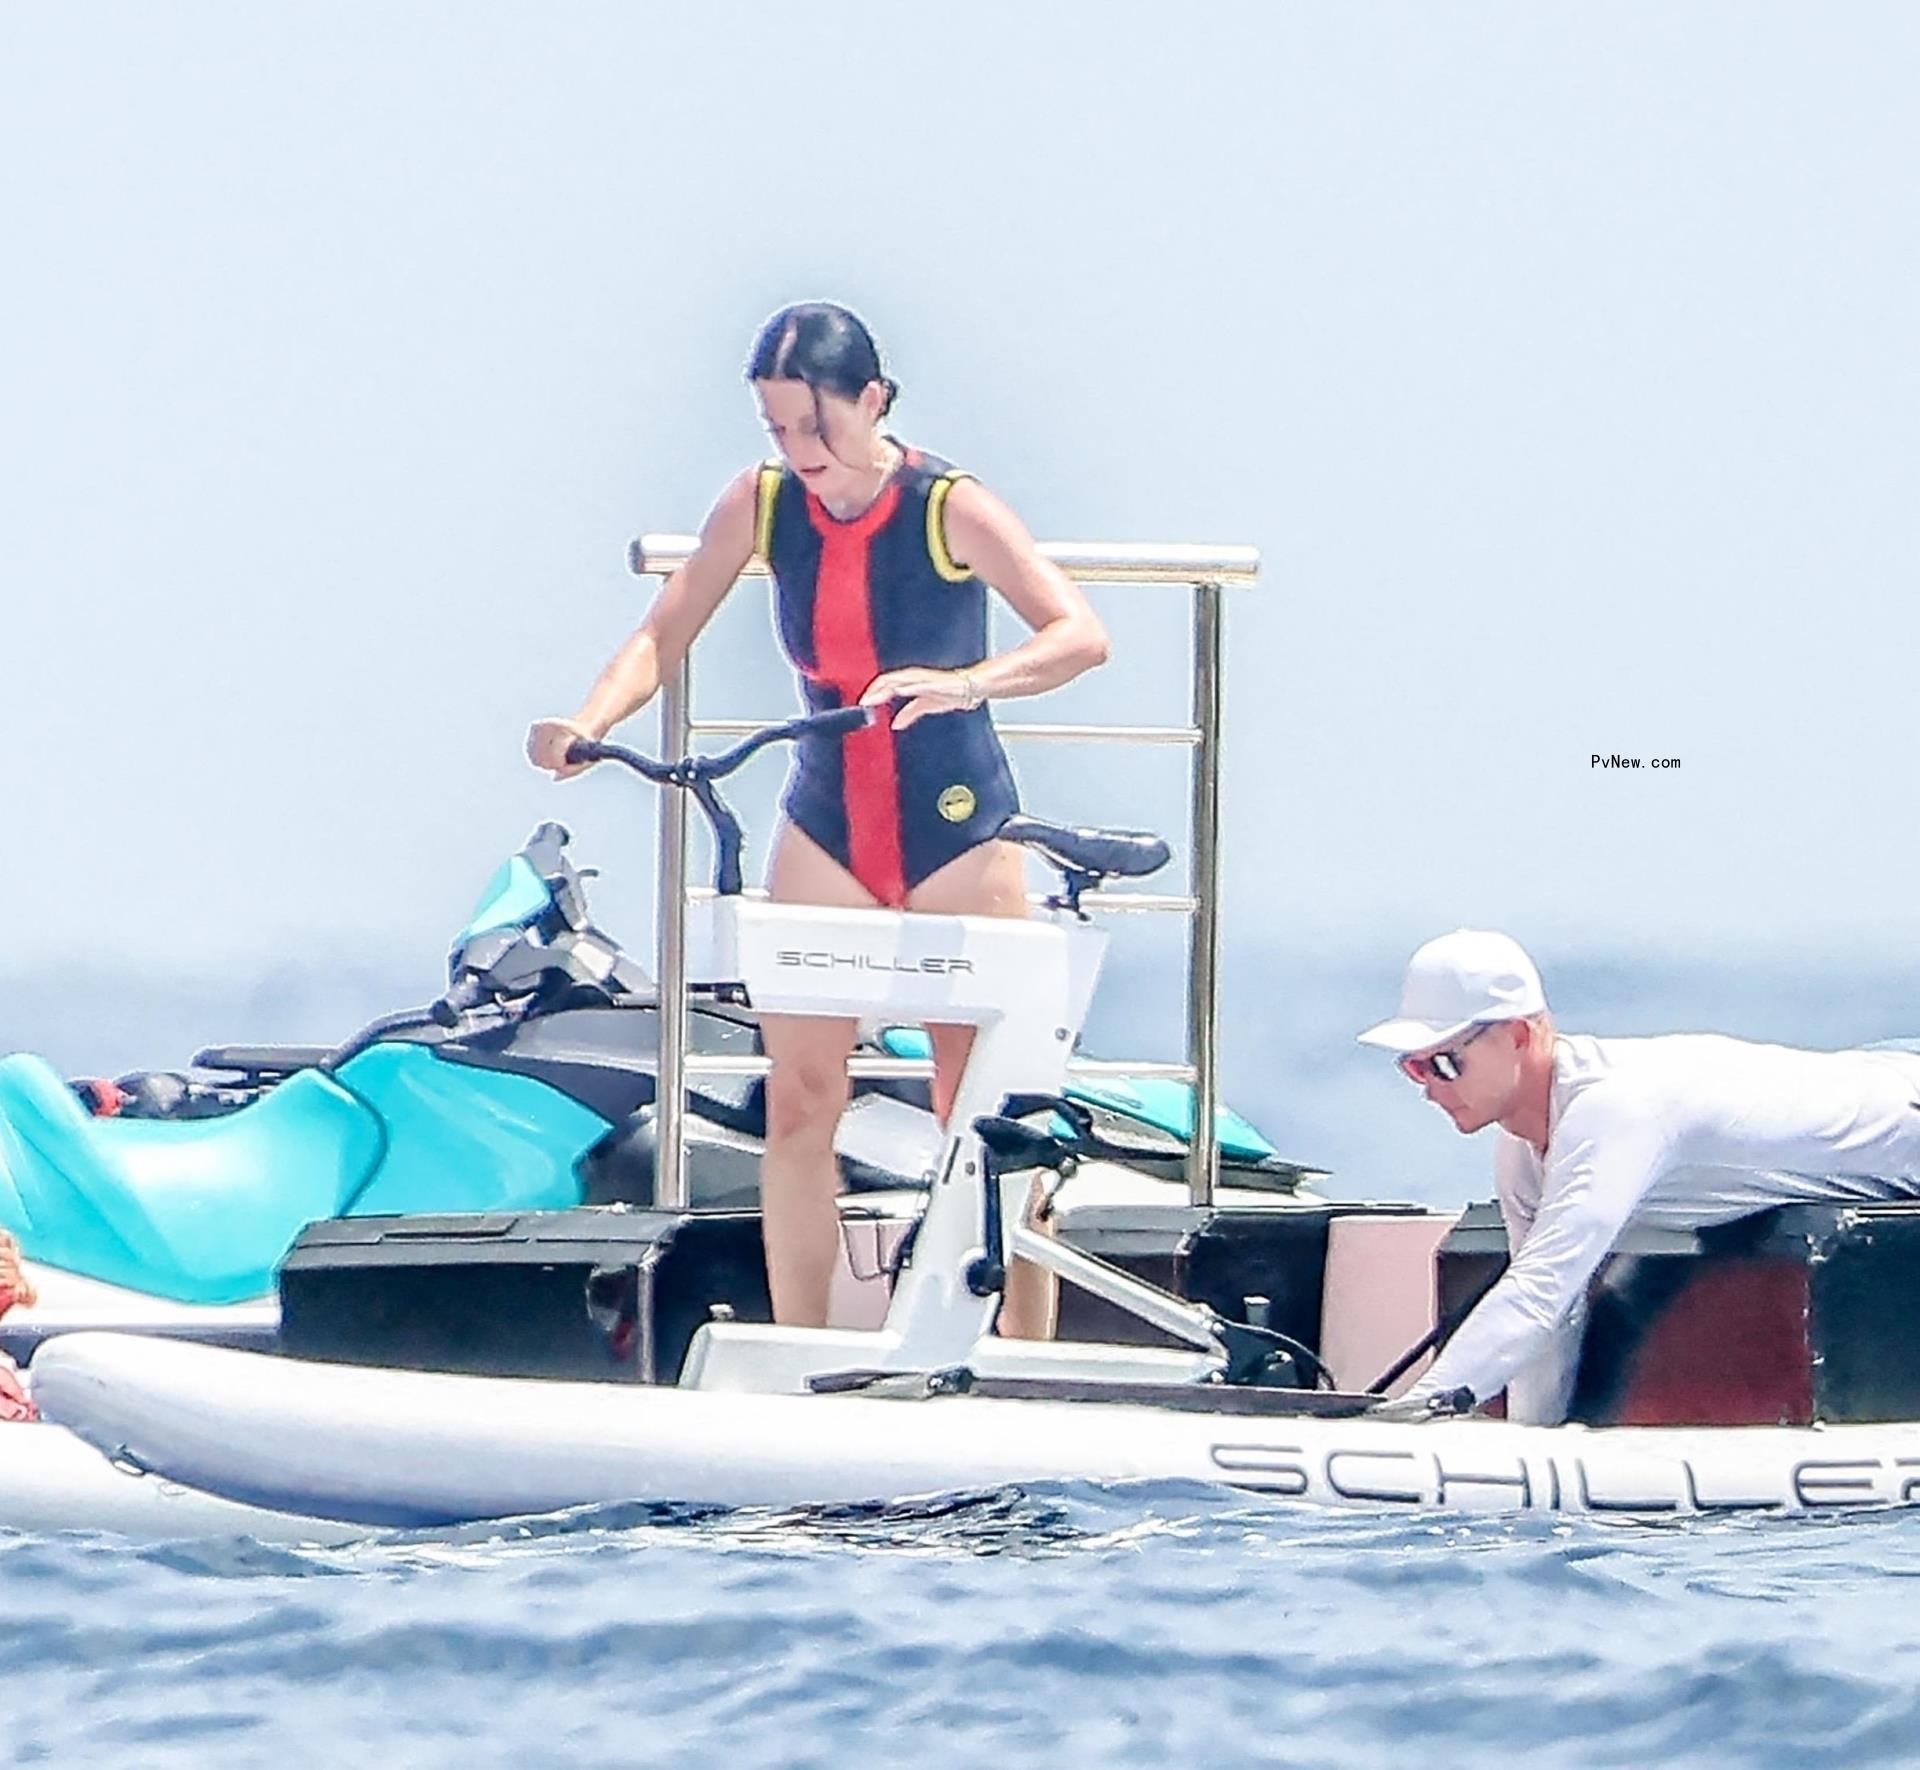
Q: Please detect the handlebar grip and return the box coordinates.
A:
[430,973,489,1028]
[807,706,877,740]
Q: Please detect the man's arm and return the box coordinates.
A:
[1488,1135,1583,1423]
[1493,1134,1537,1251]
[527,470,757,777]
[1409,1098,1672,1409]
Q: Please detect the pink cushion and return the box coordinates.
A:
[1318,1212,1460,1395]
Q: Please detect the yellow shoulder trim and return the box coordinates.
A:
[753,462,783,561]
[925,470,974,583]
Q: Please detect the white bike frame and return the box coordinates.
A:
[679,894,1099,1388]
[678,891,1248,1395]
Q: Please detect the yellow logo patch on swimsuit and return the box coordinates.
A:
[936,784,977,824]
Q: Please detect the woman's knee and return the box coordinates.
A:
[765,1060,851,1142]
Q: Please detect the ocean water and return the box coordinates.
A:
[7,952,1920,1765]
[4,1486,1920,1768]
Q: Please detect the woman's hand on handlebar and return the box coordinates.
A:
[859,667,982,731]
[526,717,603,780]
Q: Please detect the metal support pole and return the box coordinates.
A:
[654,659,693,1209]
[1186,582,1226,1207]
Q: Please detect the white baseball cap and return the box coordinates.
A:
[1357,929,1547,1053]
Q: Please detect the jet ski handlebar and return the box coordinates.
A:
[567,706,876,896]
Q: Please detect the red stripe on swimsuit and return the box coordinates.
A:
[807,482,907,907]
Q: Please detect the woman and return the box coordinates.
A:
[528,302,1109,1334]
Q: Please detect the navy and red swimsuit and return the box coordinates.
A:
[758,446,1019,907]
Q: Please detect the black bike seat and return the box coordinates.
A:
[998,816,1170,880]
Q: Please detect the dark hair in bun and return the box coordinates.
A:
[747,302,899,415]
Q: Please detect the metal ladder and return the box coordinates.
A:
[624,533,1260,1210]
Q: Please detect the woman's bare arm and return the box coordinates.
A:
[861,477,1109,729]
[528,469,759,776]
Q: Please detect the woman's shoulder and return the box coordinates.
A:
[899,443,972,485]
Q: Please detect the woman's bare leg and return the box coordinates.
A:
[760,823,875,1326]
[912,840,1058,1340]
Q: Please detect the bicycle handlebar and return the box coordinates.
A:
[698,704,874,777]
[563,704,877,895]
[563,704,871,779]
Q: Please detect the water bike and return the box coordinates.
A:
[0,710,1306,1357]
[36,708,1920,1529]
[0,705,1316,1540]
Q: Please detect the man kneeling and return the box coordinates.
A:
[1359,930,1920,1424]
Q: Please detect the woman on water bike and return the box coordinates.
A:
[528,302,1110,1336]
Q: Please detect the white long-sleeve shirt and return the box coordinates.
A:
[1409,1033,1920,1423]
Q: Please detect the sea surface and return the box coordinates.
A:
[5,1488,1920,1768]
[6,953,1920,1766]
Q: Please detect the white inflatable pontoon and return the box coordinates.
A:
[32,1332,1920,1528]
[0,1416,359,1543]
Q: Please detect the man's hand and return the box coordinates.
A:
[1364,1386,1475,1424]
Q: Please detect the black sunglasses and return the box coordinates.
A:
[1398,1022,1496,1085]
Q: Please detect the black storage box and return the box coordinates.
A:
[1437,1198,1920,1426]
[279,1207,772,1384]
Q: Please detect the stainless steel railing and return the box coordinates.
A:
[627,534,1258,1210]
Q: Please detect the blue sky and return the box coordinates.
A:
[4,4,1917,1066]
